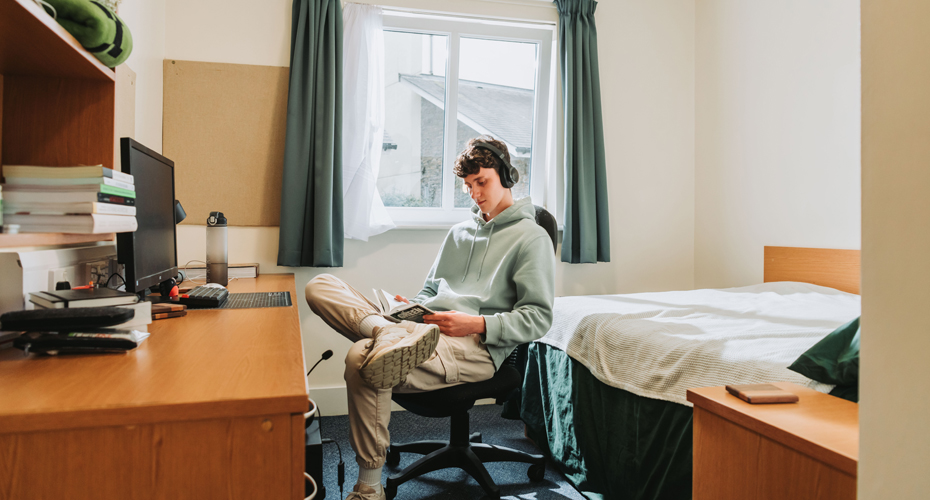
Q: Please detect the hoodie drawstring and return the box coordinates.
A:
[462,220,495,281]
[462,221,479,282]
[477,222,494,280]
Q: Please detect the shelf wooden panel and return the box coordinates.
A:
[0,0,119,249]
[2,75,115,168]
[0,232,114,249]
[0,0,115,82]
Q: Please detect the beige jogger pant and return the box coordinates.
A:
[305,274,496,470]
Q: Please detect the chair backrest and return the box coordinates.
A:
[498,206,557,407]
[533,205,558,256]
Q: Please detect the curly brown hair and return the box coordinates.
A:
[453,136,510,179]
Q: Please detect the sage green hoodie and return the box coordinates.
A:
[412,197,556,369]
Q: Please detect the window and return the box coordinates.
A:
[379,13,555,226]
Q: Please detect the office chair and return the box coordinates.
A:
[385,206,558,500]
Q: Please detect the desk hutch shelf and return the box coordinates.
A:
[0,0,117,248]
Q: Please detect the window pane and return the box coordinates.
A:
[379,31,448,208]
[453,37,538,208]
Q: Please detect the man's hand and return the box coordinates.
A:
[423,311,486,337]
[395,295,410,304]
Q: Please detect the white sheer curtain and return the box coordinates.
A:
[342,3,394,240]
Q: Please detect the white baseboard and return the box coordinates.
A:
[308,386,351,416]
[307,385,497,417]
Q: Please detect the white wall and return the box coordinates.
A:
[116,0,166,152]
[860,1,930,497]
[694,0,861,289]
[163,0,696,413]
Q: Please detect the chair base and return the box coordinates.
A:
[385,412,545,500]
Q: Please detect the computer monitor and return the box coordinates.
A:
[116,138,179,294]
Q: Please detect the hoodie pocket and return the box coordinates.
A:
[424,279,481,316]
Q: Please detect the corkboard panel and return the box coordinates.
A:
[163,60,288,226]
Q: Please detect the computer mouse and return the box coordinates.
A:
[202,283,227,289]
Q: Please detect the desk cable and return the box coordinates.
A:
[307,350,345,498]
[105,272,126,289]
[179,260,240,286]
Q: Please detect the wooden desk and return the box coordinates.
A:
[687,382,858,500]
[0,274,308,500]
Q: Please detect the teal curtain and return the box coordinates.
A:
[278,0,344,267]
[556,0,610,264]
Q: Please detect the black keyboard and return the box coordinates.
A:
[180,286,229,308]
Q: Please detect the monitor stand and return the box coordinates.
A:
[143,295,178,304]
[141,279,181,303]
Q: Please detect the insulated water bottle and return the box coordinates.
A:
[206,211,228,286]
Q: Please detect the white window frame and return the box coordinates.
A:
[381,12,555,228]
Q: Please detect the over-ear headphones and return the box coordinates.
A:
[473,141,519,189]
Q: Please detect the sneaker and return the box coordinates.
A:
[345,483,385,500]
[359,321,440,389]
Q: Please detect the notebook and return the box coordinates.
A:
[725,383,800,404]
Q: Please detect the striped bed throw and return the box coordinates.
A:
[537,282,860,406]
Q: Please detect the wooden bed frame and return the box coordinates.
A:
[763,246,861,294]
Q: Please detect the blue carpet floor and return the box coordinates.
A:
[315,404,585,500]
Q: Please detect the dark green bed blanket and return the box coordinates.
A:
[520,343,694,500]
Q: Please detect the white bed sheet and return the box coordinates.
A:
[537,282,861,406]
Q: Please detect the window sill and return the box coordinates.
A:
[390,223,457,231]
[387,222,564,232]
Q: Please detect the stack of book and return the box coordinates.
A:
[151,302,187,320]
[0,165,138,233]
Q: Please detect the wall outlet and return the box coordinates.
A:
[87,260,111,287]
[2,244,117,313]
[47,268,69,291]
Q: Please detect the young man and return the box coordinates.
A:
[305,135,556,500]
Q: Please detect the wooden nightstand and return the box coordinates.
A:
[687,382,858,500]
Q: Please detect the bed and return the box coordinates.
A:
[516,247,861,500]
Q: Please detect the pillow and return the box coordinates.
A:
[788,317,860,402]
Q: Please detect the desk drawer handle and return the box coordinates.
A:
[304,472,318,500]
[304,396,318,500]
[304,397,317,422]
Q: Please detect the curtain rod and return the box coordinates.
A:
[360,0,556,8]
[471,0,555,9]
[380,5,557,27]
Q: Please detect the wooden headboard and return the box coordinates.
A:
[763,246,861,294]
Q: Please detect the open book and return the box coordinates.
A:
[373,289,435,323]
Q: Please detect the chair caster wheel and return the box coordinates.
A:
[386,447,400,466]
[528,463,545,482]
[386,485,398,500]
[469,432,482,443]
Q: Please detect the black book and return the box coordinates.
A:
[13,330,145,355]
[0,307,134,331]
[29,288,139,309]
[372,288,435,323]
